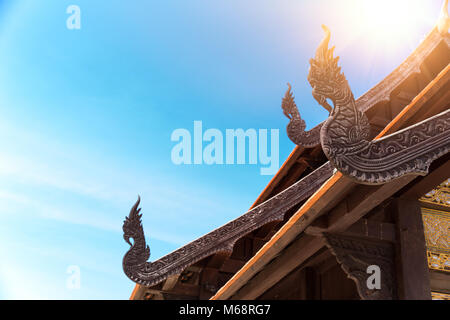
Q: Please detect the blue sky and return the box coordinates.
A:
[0,0,443,299]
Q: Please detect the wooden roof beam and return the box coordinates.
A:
[308,175,416,234]
[342,219,396,243]
[161,274,181,291]
[213,61,450,300]
[400,155,450,200]
[378,63,450,136]
[230,235,325,300]
[430,270,450,294]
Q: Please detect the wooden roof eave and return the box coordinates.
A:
[282,26,448,149]
[129,24,449,299]
[254,26,448,206]
[211,63,450,300]
[356,27,448,113]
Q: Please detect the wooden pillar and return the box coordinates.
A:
[389,198,431,300]
[303,267,318,300]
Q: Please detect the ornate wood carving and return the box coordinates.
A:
[422,208,450,252]
[307,26,450,185]
[432,291,450,300]
[122,162,334,287]
[122,197,151,284]
[427,251,450,272]
[420,178,450,208]
[123,8,450,289]
[323,233,397,300]
[281,20,448,149]
[421,207,450,272]
[281,83,321,148]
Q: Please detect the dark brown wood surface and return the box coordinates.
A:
[389,198,432,300]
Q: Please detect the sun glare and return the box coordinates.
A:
[355,0,438,45]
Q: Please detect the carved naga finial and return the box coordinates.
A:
[308,25,338,115]
[281,83,321,148]
[438,0,450,35]
[308,26,371,159]
[308,26,450,184]
[122,196,151,284]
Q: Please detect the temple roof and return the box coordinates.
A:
[212,62,450,299]
[128,21,450,300]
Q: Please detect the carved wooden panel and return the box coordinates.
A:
[427,252,450,272]
[422,208,450,251]
[420,178,450,208]
[421,207,450,272]
[431,291,450,300]
[323,233,397,300]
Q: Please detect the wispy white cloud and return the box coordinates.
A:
[0,120,243,218]
[0,264,55,299]
[0,188,195,246]
[0,97,252,300]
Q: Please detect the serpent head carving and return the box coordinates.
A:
[123,196,150,270]
[280,83,321,148]
[307,25,343,115]
[307,26,449,184]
